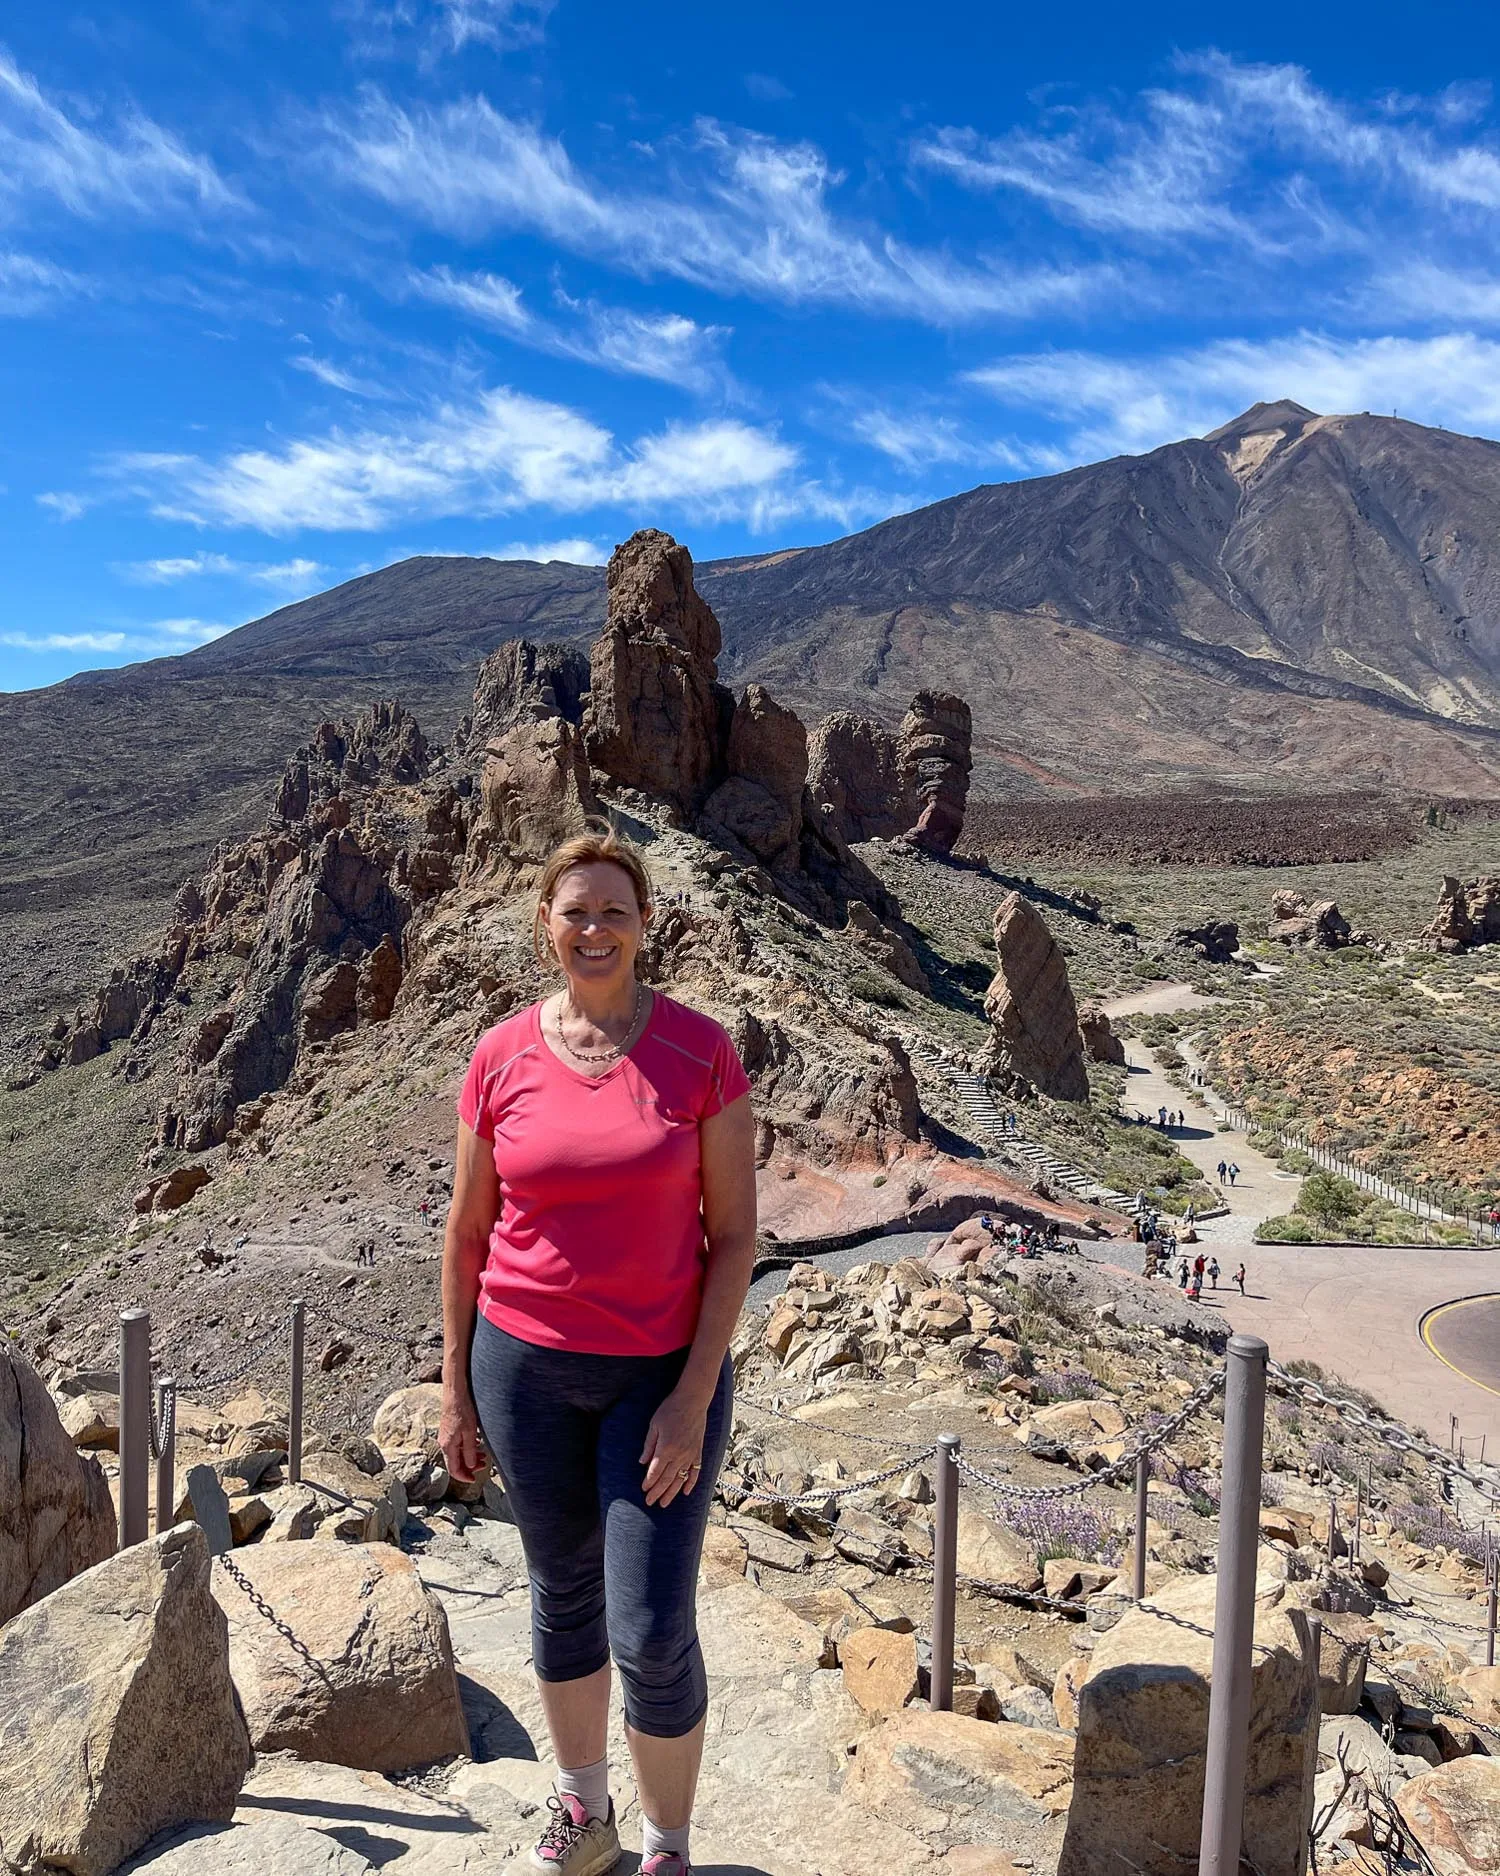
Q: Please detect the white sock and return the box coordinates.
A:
[642,1818,691,1866]
[555,1756,609,1823]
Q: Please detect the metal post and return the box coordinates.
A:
[288,1299,305,1486]
[1134,1450,1150,1599]
[154,1377,176,1535]
[1353,1473,1362,1564]
[932,1434,960,1713]
[1327,1494,1338,1563]
[1198,1334,1268,1876]
[1488,1560,1497,1671]
[118,1309,151,1549]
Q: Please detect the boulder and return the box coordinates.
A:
[0,1524,249,1876]
[1077,1003,1126,1067]
[479,713,598,863]
[1,1342,115,1627]
[1172,919,1241,964]
[842,1626,920,1717]
[848,1712,1073,1828]
[1419,874,1500,954]
[842,900,930,993]
[464,637,590,745]
[1395,1757,1500,1874]
[699,683,808,867]
[55,1387,120,1449]
[898,691,973,855]
[980,892,1088,1102]
[1316,1615,1371,1716]
[1267,891,1357,949]
[217,1542,468,1773]
[371,1384,444,1453]
[1059,1572,1318,1876]
[956,1507,1043,1591]
[1457,1664,1500,1725]
[806,711,913,842]
[583,529,727,819]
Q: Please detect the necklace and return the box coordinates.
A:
[553,981,645,1070]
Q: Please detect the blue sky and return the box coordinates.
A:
[7,0,1500,690]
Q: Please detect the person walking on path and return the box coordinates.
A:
[440,826,757,1876]
[1234,1262,1246,1295]
[1227,1162,1240,1188]
[420,1196,431,1228]
[1178,1257,1190,1288]
[1208,1257,1220,1289]
[1217,1158,1228,1184]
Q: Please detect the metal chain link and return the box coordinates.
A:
[216,1552,323,1670]
[321,1310,423,1349]
[956,1365,1226,1503]
[165,1320,285,1393]
[1385,1660,1500,1744]
[717,1445,939,1511]
[734,1394,1021,1465]
[147,1379,175,1463]
[1269,1361,1500,1497]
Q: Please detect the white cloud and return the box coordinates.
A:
[119,553,328,589]
[490,538,608,563]
[112,383,874,534]
[343,0,555,57]
[36,490,90,521]
[315,95,1109,324]
[291,354,385,396]
[1,629,126,652]
[409,264,733,393]
[0,248,86,313]
[967,330,1500,461]
[0,45,240,226]
[0,617,228,657]
[847,406,1044,473]
[744,74,793,103]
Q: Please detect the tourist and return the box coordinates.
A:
[1217,1158,1228,1184]
[439,825,756,1876]
[1193,1253,1206,1286]
[1208,1257,1220,1290]
[420,1197,431,1228]
[1178,1257,1190,1288]
[1228,1162,1240,1188]
[1235,1262,1246,1295]
[1185,1201,1196,1228]
[1158,1105,1168,1129]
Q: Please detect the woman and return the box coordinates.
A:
[439,826,757,1876]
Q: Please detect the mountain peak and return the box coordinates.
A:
[1204,399,1319,443]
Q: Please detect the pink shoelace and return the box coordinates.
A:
[536,1793,591,1860]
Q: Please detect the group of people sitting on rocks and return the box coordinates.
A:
[976,1212,1068,1257]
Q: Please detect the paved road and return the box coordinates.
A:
[1422,1292,1500,1403]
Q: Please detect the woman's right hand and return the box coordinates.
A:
[439,1384,486,1484]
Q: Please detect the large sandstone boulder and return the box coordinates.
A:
[1059,1572,1319,1876]
[806,711,913,842]
[217,1542,468,1772]
[1,1341,115,1627]
[1268,891,1356,949]
[371,1383,443,1452]
[1077,1003,1125,1066]
[730,1009,921,1166]
[0,1524,249,1876]
[1420,874,1500,953]
[584,530,727,818]
[842,900,929,992]
[700,683,808,867]
[981,893,1088,1102]
[956,1507,1042,1591]
[898,691,972,855]
[1395,1757,1500,1873]
[848,1711,1073,1830]
[479,712,598,861]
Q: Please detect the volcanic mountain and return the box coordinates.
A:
[7,400,1500,1029]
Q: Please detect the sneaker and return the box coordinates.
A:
[641,1857,689,1876]
[529,1793,621,1876]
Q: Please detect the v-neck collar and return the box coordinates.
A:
[533,988,658,1088]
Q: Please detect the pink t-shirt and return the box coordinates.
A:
[457,992,751,1356]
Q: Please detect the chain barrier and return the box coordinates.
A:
[1384,1660,1500,1745]
[159,1319,286,1394]
[717,1445,939,1511]
[321,1311,423,1350]
[216,1551,324,1672]
[1269,1362,1500,1497]
[147,1378,175,1465]
[956,1366,1225,1504]
[733,1394,1023,1466]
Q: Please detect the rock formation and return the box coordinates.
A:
[462,638,590,746]
[898,691,972,855]
[1419,874,1500,953]
[841,901,929,993]
[1172,919,1241,963]
[700,683,808,868]
[1,1342,115,1627]
[1076,1003,1125,1066]
[1267,890,1366,949]
[979,893,1089,1101]
[806,712,913,842]
[584,529,729,819]
[730,1009,920,1168]
[218,1544,468,1773]
[0,1524,250,1876]
[1060,1572,1318,1876]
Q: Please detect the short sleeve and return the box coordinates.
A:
[458,1041,496,1141]
[701,1024,751,1120]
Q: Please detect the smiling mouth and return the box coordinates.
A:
[576,945,617,959]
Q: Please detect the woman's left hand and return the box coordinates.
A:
[640,1386,709,1508]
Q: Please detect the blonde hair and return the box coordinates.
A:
[532,823,655,967]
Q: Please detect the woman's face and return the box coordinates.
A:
[543,861,649,994]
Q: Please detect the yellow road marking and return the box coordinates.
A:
[1420,1294,1500,1400]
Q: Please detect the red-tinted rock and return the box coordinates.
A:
[1078,1003,1125,1066]
[899,691,972,855]
[806,711,913,842]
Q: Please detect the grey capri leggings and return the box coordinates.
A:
[469,1310,734,1738]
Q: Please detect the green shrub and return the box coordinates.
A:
[1296,1171,1364,1228]
[849,971,906,1010]
[1256,1214,1316,1243]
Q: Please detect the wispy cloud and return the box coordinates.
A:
[36,490,90,521]
[313,95,1110,324]
[343,0,555,58]
[291,354,385,396]
[967,330,1500,461]
[0,249,87,313]
[111,384,882,534]
[489,537,607,563]
[0,45,240,226]
[118,553,328,589]
[745,74,793,104]
[1,617,230,657]
[409,264,733,392]
[846,405,1046,473]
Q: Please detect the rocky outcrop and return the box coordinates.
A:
[806,712,913,843]
[1173,918,1241,963]
[1268,890,1365,949]
[478,713,598,862]
[274,703,431,823]
[1,1343,115,1627]
[700,684,808,868]
[841,901,929,993]
[979,893,1088,1101]
[1059,1572,1318,1876]
[218,1543,468,1773]
[1395,1756,1500,1874]
[731,1009,920,1168]
[462,638,589,746]
[898,691,972,855]
[0,1524,250,1876]
[1419,874,1500,953]
[1077,1003,1125,1066]
[584,530,728,819]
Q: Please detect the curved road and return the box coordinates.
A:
[1422,1293,1500,1401]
